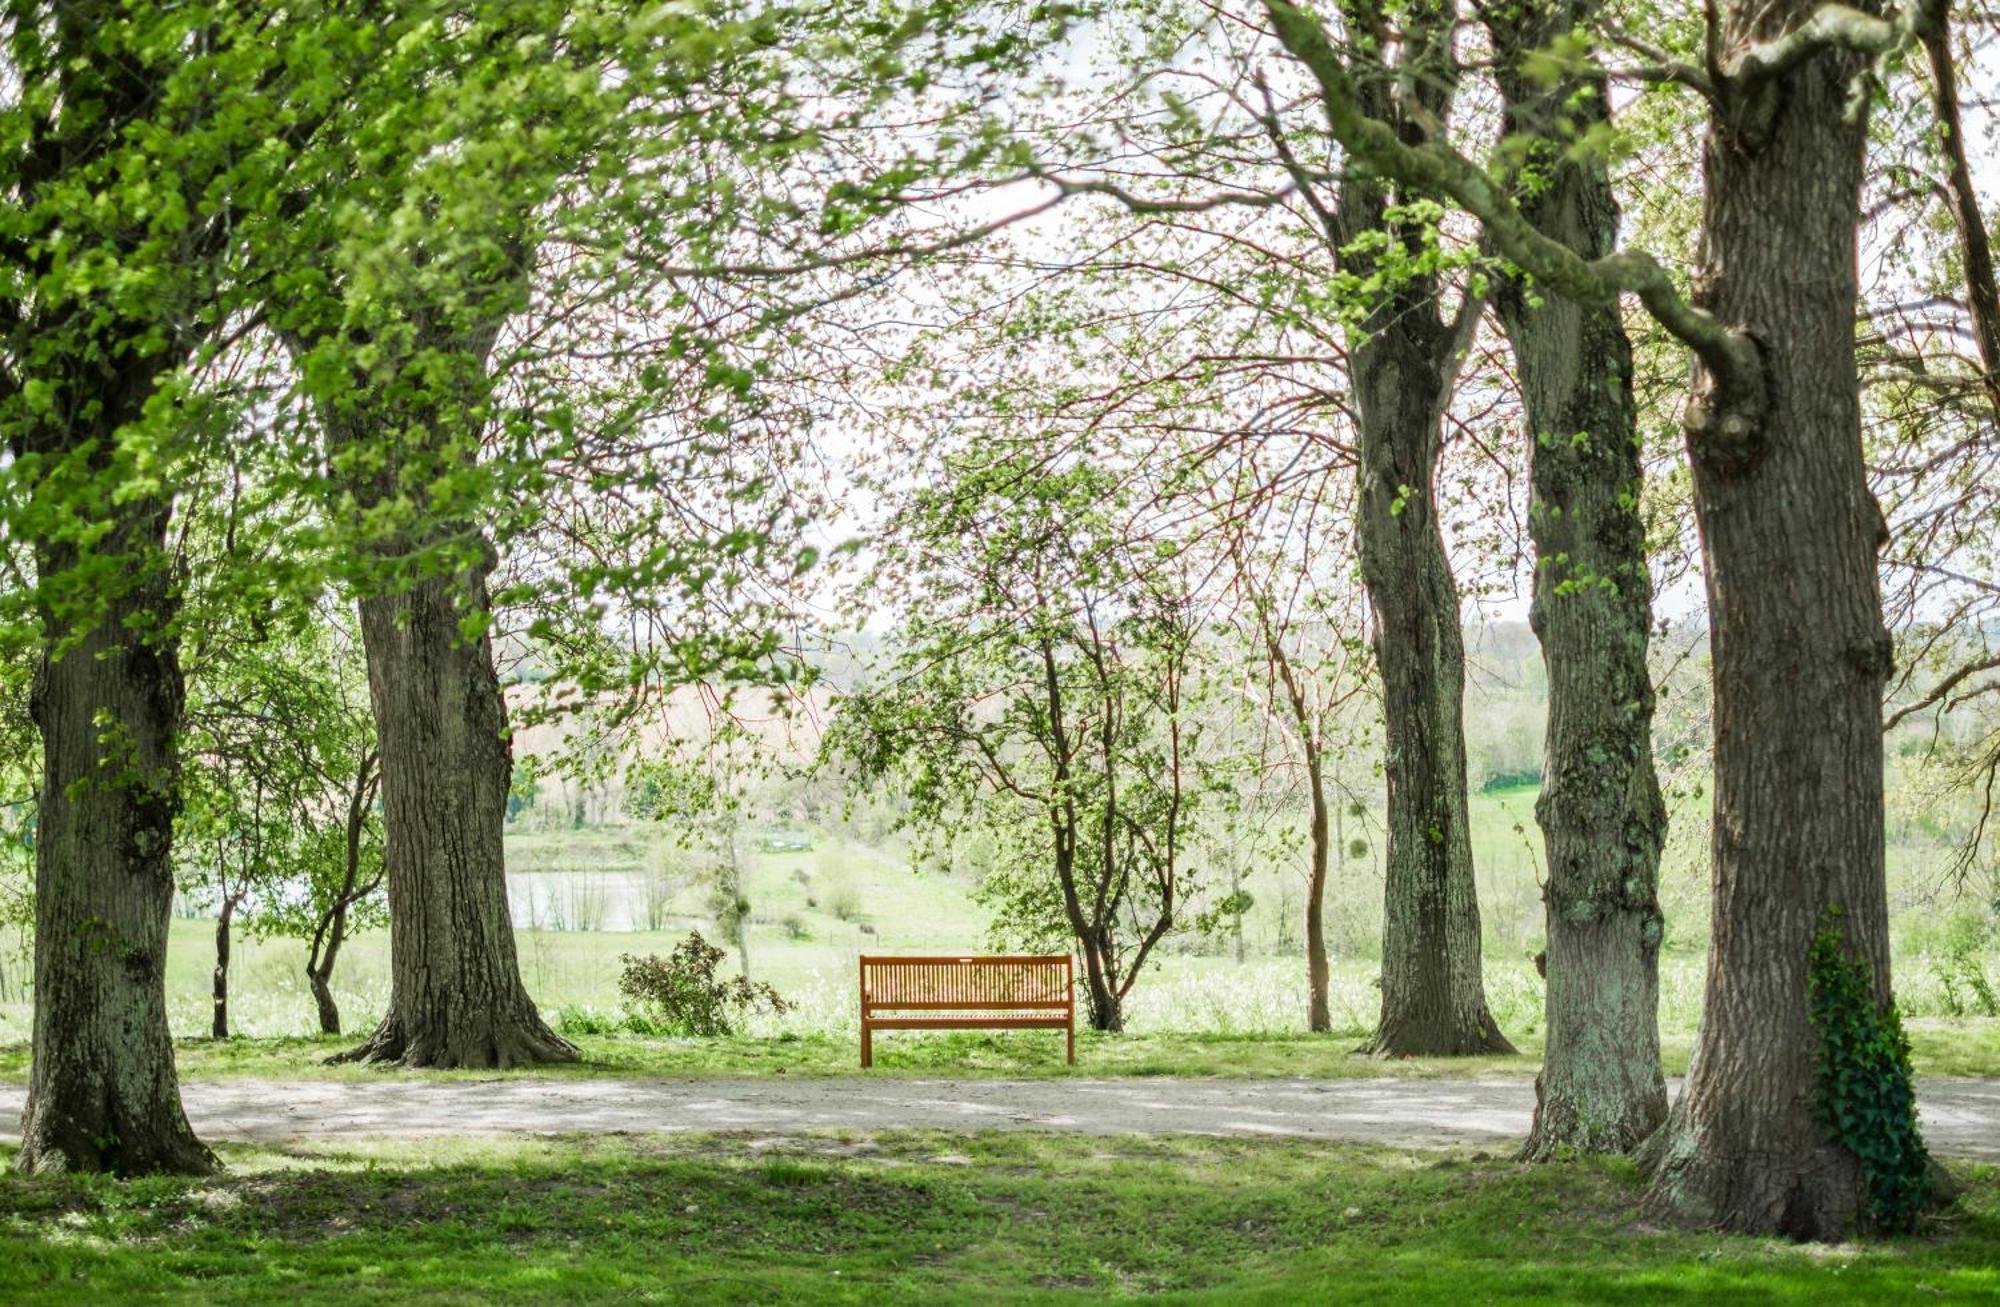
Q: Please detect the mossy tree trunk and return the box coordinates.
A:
[1488,0,1668,1158]
[5,0,237,1181]
[1348,329,1511,1056]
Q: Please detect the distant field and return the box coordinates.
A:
[0,793,1992,1047]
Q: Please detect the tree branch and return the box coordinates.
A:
[1921,14,2000,419]
[1725,1,1942,87]
[1604,32,1719,101]
[1884,652,2000,732]
[1261,0,1767,437]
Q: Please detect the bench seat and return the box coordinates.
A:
[859,954,1075,1066]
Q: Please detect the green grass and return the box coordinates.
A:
[1,1132,1994,1303]
[3,1017,1993,1085]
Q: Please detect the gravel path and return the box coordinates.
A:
[3,1077,1996,1158]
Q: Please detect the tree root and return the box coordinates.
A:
[329,1006,578,1070]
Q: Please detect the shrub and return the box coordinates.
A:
[551,1004,621,1036]
[618,932,790,1037]
[782,913,811,941]
[825,875,863,923]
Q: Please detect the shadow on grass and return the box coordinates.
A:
[0,1133,1996,1304]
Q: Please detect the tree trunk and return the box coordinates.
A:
[1231,860,1246,965]
[1305,761,1332,1034]
[309,748,378,1038]
[1640,12,1904,1236]
[1063,853,1123,1032]
[1332,6,1510,1057]
[17,512,213,1176]
[308,903,349,1036]
[335,552,574,1068]
[309,953,342,1036]
[1488,0,1669,1158]
[1351,334,1511,1056]
[211,892,241,1041]
[1921,19,2000,416]
[1082,928,1124,1032]
[1262,622,1334,1031]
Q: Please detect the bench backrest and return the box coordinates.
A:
[860,954,1073,1011]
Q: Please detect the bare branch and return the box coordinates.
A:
[1921,14,2000,418]
[1884,652,2000,732]
[1605,32,1719,100]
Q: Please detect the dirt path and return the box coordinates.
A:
[4,1077,1996,1158]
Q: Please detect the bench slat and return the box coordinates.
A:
[863,999,1070,1012]
[859,953,1075,1068]
[867,1015,1071,1031]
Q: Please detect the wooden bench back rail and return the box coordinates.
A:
[859,954,1074,1067]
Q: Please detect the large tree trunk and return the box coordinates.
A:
[1351,336,1512,1056]
[1640,9,1904,1236]
[1488,1,1668,1158]
[336,550,574,1068]
[17,512,213,1176]
[1333,0,1510,1058]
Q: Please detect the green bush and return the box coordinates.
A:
[617,932,790,1037]
[1479,768,1541,793]
[825,875,863,923]
[551,1004,622,1036]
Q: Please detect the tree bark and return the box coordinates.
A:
[295,313,572,1070]
[1262,622,1334,1032]
[304,863,356,1039]
[308,921,345,1037]
[1350,329,1511,1056]
[1332,0,1511,1057]
[211,890,243,1041]
[1640,6,1904,1236]
[1038,641,1128,1033]
[335,551,575,1068]
[307,749,379,1036]
[1921,16,2000,417]
[1488,0,1669,1158]
[1304,776,1332,1033]
[1057,836,1123,1032]
[17,509,213,1176]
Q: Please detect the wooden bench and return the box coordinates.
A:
[858,954,1075,1067]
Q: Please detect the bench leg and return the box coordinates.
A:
[1066,1018,1075,1065]
[861,1022,873,1069]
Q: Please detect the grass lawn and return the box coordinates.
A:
[1,1132,1994,1303]
[5,1018,1996,1085]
